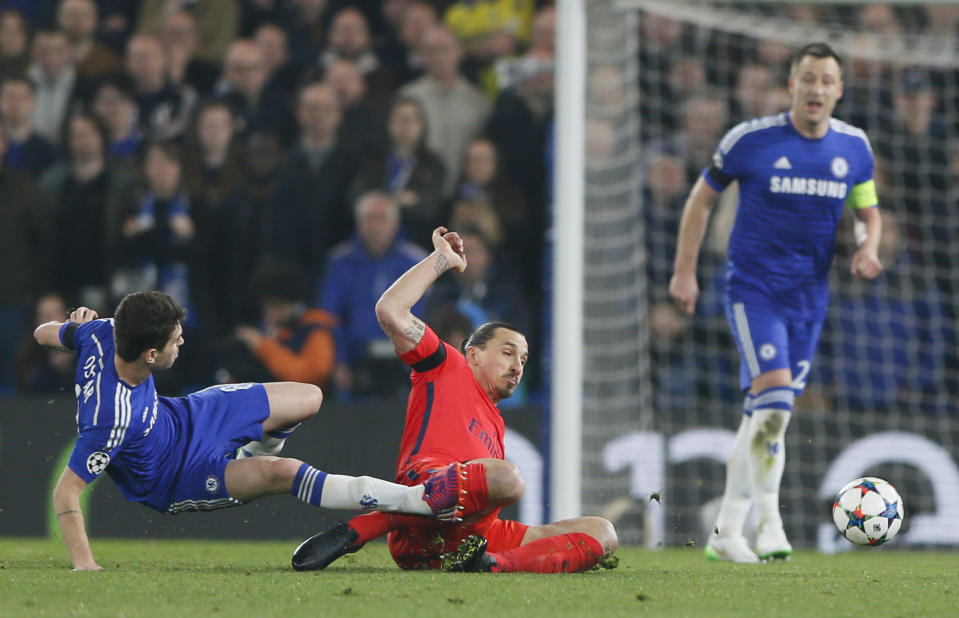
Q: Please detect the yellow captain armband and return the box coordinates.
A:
[845,179,879,209]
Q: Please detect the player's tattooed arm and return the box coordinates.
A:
[402,317,426,345]
[377,317,394,337]
[435,253,451,275]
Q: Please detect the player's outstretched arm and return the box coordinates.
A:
[669,177,720,315]
[52,466,101,571]
[375,226,467,354]
[850,206,883,280]
[34,307,99,351]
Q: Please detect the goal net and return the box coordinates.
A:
[581,0,959,549]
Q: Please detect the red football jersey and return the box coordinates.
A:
[396,326,506,470]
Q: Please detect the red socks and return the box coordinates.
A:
[489,533,605,573]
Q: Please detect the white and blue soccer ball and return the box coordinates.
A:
[832,477,904,547]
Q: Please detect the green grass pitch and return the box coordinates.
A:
[1,538,955,617]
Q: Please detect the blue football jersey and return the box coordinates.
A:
[61,319,180,504]
[703,113,877,320]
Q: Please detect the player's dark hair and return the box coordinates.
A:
[791,42,842,75]
[461,321,522,354]
[113,291,187,362]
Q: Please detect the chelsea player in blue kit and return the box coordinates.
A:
[669,43,883,563]
[34,291,467,571]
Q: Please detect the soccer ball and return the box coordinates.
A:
[832,477,904,546]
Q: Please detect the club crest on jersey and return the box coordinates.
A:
[759,343,777,360]
[206,475,219,494]
[86,451,110,475]
[831,156,849,178]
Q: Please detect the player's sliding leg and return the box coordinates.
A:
[292,459,516,571]
[237,382,320,458]
[748,386,794,561]
[705,395,760,563]
[442,517,618,573]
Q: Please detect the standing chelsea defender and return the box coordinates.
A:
[669,43,883,563]
[34,291,466,571]
[293,227,618,573]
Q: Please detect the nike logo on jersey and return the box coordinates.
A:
[773,156,792,169]
[769,176,848,198]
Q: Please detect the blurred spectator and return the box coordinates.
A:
[587,63,628,121]
[858,3,902,48]
[56,0,123,80]
[443,0,533,80]
[184,99,243,212]
[40,110,134,311]
[491,4,553,97]
[642,153,688,296]
[0,75,58,176]
[484,26,554,210]
[254,21,301,99]
[377,0,435,87]
[161,9,219,97]
[92,0,140,54]
[215,38,292,142]
[90,73,141,160]
[274,82,355,274]
[137,0,240,67]
[126,33,197,140]
[324,57,387,156]
[319,7,393,105]
[425,225,530,338]
[757,86,791,118]
[224,258,336,387]
[754,40,793,76]
[401,25,489,196]
[317,190,427,399]
[201,128,286,333]
[0,9,30,80]
[0,123,50,387]
[654,91,729,184]
[426,301,473,349]
[15,292,75,393]
[453,136,529,252]
[28,29,84,143]
[449,197,502,244]
[637,11,684,143]
[286,0,332,63]
[111,140,197,321]
[350,95,445,249]
[732,63,773,121]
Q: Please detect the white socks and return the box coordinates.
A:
[714,412,753,538]
[714,387,794,537]
[318,474,431,515]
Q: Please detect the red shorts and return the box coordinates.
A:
[388,458,529,570]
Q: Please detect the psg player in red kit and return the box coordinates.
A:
[293,227,618,572]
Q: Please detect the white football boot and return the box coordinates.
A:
[704,533,760,563]
[755,523,792,562]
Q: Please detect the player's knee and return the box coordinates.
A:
[303,384,323,416]
[269,457,303,490]
[485,461,525,505]
[582,516,619,554]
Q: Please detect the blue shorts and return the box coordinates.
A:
[155,383,270,513]
[724,298,823,394]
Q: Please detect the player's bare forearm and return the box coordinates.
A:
[375,252,450,353]
[672,177,718,277]
[34,322,70,351]
[375,227,466,353]
[53,467,101,571]
[670,178,719,314]
[854,205,882,254]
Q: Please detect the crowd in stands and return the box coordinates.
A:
[2,0,551,400]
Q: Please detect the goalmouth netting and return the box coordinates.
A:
[580,0,959,549]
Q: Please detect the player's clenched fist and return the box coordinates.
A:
[69,307,98,324]
[432,226,467,273]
